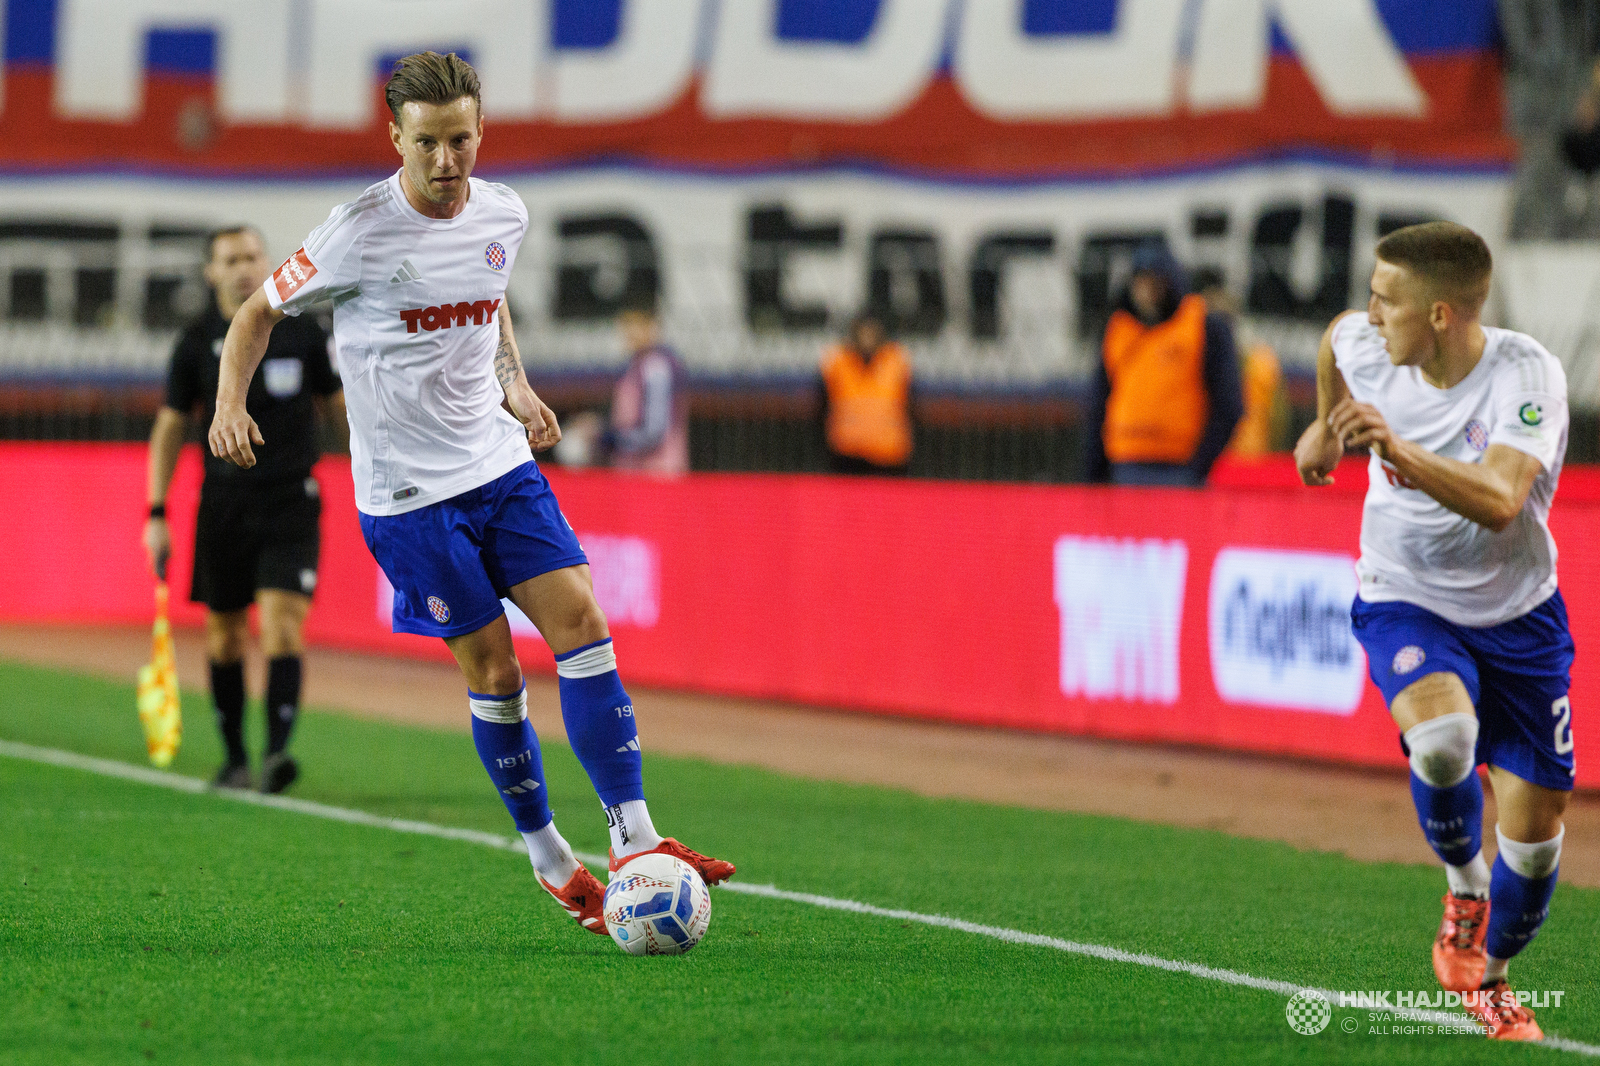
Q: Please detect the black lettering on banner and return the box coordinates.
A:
[867,229,946,337]
[1188,209,1231,293]
[745,203,843,331]
[1074,230,1168,342]
[552,214,659,321]
[968,231,1055,340]
[1246,193,1355,322]
[1222,579,1353,674]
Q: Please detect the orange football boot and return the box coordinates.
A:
[1433,892,1489,991]
[538,865,609,935]
[1465,980,1544,1041]
[609,838,736,885]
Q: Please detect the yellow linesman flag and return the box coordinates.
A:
[136,581,182,767]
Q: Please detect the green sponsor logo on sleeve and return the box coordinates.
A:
[1519,402,1543,427]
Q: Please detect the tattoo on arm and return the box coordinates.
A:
[494,317,522,391]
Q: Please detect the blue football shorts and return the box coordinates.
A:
[360,460,588,639]
[1350,591,1577,791]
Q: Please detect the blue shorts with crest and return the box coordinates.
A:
[360,461,587,639]
[1350,592,1576,791]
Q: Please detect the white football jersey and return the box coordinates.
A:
[265,171,532,515]
[1332,313,1568,626]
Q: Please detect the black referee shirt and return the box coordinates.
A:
[165,302,340,485]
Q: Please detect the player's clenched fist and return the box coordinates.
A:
[209,400,264,468]
[1293,418,1343,487]
[1327,398,1395,462]
[505,382,562,452]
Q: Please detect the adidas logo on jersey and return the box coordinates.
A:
[399,298,501,334]
[389,259,422,284]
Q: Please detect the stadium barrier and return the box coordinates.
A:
[4,441,1594,788]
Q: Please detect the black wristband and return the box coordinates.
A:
[148,503,167,519]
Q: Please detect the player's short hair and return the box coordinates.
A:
[204,224,262,262]
[1374,221,1492,311]
[385,51,481,126]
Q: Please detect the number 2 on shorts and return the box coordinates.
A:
[1552,696,1575,755]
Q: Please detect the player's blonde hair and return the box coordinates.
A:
[1374,221,1492,312]
[384,51,481,126]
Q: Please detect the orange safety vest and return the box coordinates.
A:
[1226,340,1283,459]
[821,342,913,467]
[1102,294,1209,465]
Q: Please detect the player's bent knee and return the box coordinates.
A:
[1390,670,1473,734]
[541,596,609,650]
[1404,711,1478,788]
[475,657,524,698]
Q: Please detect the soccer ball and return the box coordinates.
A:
[603,853,711,956]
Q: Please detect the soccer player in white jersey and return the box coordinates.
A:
[1296,222,1572,1041]
[207,52,734,936]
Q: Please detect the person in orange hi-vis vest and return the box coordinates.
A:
[819,313,914,475]
[1086,244,1244,486]
[1228,337,1285,458]
[1201,284,1287,459]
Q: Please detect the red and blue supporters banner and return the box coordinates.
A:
[0,1,1515,388]
[4,443,1596,786]
[2,0,1510,178]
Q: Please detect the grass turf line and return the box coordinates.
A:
[2,659,1597,1064]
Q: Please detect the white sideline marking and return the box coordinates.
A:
[3,738,1598,1057]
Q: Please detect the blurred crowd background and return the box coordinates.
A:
[3,0,1599,482]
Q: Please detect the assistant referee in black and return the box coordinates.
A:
[143,225,346,793]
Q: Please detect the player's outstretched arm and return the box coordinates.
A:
[494,304,561,452]
[209,288,284,468]
[1329,401,1541,532]
[1294,314,1354,486]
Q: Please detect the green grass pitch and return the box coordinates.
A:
[1,659,1596,1065]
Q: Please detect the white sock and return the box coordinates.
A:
[1446,851,1492,898]
[606,799,663,859]
[1496,824,1564,878]
[1483,955,1509,984]
[521,822,582,886]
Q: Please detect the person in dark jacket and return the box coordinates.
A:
[1085,243,1244,486]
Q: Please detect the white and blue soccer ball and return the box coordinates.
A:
[603,853,711,956]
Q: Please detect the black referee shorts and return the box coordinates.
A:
[191,476,322,613]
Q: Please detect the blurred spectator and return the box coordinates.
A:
[819,313,914,475]
[559,302,689,475]
[1203,285,1289,459]
[1086,244,1243,486]
[1563,58,1600,175]
[1502,0,1600,238]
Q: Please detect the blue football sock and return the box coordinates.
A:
[555,639,644,808]
[1409,770,1483,867]
[1486,828,1562,963]
[468,685,553,833]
